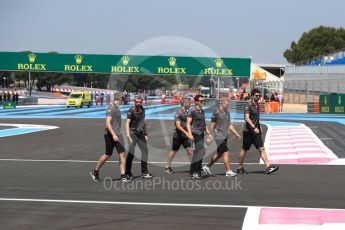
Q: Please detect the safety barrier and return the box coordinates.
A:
[53,92,62,97]
[265,102,280,113]
[307,101,320,113]
[229,100,267,113]
[18,98,38,105]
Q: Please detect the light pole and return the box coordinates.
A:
[3,77,6,88]
[236,77,239,89]
[208,68,214,97]
[208,67,220,99]
[28,71,31,97]
[217,76,220,99]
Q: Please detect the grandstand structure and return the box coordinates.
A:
[251,63,284,98]
[307,50,345,66]
[284,49,345,104]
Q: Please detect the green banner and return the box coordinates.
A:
[319,93,345,114]
[332,93,345,113]
[3,102,16,109]
[319,94,330,113]
[0,51,250,77]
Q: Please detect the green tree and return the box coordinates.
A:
[35,72,68,91]
[124,81,136,92]
[284,26,345,64]
[116,74,180,92]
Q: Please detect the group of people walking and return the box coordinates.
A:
[90,88,279,183]
[0,92,19,104]
[92,93,112,106]
[90,94,153,182]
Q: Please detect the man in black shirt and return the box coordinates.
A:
[15,92,19,104]
[125,96,154,179]
[164,98,193,174]
[187,95,212,179]
[237,88,279,175]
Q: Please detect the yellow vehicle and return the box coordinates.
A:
[66,91,91,108]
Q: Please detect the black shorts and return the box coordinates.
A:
[215,138,229,155]
[104,133,125,156]
[242,131,264,150]
[172,136,191,151]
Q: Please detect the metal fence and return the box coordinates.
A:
[205,98,266,113]
[251,80,283,100]
[283,78,345,104]
[284,65,345,104]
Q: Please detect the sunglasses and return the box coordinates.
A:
[198,100,205,103]
[254,94,261,97]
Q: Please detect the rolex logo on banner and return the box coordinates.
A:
[321,95,330,113]
[121,56,129,65]
[75,55,83,65]
[17,53,47,71]
[64,55,93,72]
[335,95,344,113]
[28,53,36,63]
[111,55,140,73]
[204,58,233,76]
[168,57,176,67]
[157,57,186,74]
[215,58,223,68]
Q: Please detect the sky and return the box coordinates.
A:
[0,0,344,64]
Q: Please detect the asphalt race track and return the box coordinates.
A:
[1,105,345,229]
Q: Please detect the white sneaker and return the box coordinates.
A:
[202,165,213,176]
[225,170,237,177]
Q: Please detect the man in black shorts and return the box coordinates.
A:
[90,94,130,182]
[187,95,213,179]
[237,88,279,175]
[125,96,154,179]
[164,98,193,174]
[202,98,241,177]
